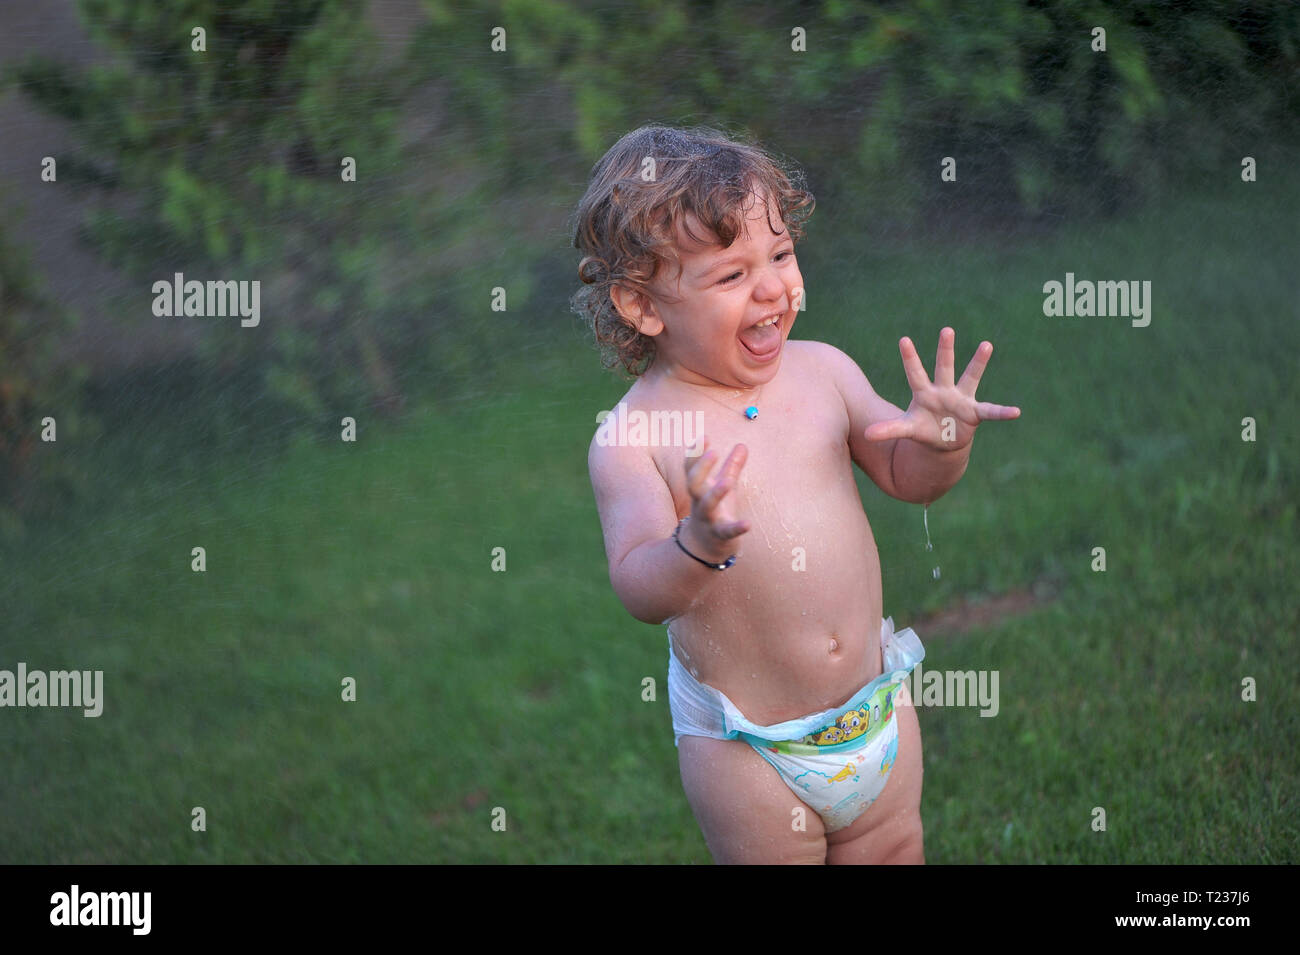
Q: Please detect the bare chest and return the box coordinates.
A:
[650,371,854,531]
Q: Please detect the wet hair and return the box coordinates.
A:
[568,124,815,377]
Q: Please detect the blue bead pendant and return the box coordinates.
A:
[744,406,759,420]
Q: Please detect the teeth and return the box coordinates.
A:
[754,314,780,328]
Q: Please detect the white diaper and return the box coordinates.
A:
[665,616,924,746]
[665,616,925,832]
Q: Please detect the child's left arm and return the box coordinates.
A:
[825,327,1020,505]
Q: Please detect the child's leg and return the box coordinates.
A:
[824,681,925,864]
[678,734,829,864]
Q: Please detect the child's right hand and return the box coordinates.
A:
[682,436,751,560]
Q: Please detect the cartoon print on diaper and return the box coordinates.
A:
[801,704,875,746]
[879,735,899,775]
[827,762,857,784]
[837,707,870,742]
[801,683,903,746]
[792,758,861,792]
[802,723,845,746]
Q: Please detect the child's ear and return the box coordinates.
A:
[610,284,665,337]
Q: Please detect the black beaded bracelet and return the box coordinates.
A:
[673,517,737,570]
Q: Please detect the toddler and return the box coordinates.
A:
[572,125,1018,864]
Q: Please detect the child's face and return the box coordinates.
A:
[631,186,803,388]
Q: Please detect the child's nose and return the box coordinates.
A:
[753,270,786,301]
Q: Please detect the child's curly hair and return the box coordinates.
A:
[569,124,815,378]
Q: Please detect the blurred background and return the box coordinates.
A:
[0,0,1296,863]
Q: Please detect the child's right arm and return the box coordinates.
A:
[589,434,749,625]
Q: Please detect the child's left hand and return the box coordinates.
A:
[864,327,1020,451]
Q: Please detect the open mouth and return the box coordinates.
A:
[739,311,784,360]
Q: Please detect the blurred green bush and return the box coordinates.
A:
[420,0,1297,218]
[0,216,92,540]
[0,0,1295,523]
[5,0,436,423]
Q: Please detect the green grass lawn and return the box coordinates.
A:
[2,172,1296,863]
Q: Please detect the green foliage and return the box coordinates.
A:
[0,218,93,540]
[0,0,1295,521]
[415,0,1299,223]
[5,0,443,436]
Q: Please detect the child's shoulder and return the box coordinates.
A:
[587,377,675,505]
[788,337,855,364]
[785,338,864,387]
[586,376,660,462]
[589,375,656,436]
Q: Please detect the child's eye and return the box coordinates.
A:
[716,252,791,286]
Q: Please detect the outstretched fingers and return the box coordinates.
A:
[954,338,1019,420]
[698,444,747,512]
[957,340,993,396]
[864,416,916,442]
[898,337,932,394]
[685,435,724,492]
[974,400,1021,421]
[935,327,956,388]
[683,441,749,542]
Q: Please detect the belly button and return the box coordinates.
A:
[828,634,839,653]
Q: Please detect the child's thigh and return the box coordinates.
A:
[824,682,924,865]
[677,734,828,864]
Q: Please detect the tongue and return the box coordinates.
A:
[740,322,779,354]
